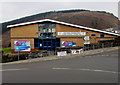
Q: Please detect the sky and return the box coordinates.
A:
[0,0,119,23]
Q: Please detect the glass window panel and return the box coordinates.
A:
[39,29,42,32]
[48,29,52,32]
[91,34,96,36]
[44,42,47,46]
[48,42,51,46]
[53,33,56,36]
[100,34,104,38]
[52,28,55,32]
[38,23,56,38]
[47,24,51,28]
[43,28,46,32]
[38,24,43,27]
[51,24,56,28]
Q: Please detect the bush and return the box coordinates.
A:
[2,53,29,63]
[2,47,11,53]
[2,54,18,63]
[19,53,29,60]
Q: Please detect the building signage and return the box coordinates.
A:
[71,49,83,54]
[84,36,90,40]
[14,41,31,51]
[57,51,67,56]
[84,36,90,44]
[61,41,76,47]
[58,32,86,35]
[84,41,90,44]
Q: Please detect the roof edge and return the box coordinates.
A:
[7,19,120,36]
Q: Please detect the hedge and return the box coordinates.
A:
[2,47,11,53]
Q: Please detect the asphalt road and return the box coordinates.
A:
[2,50,118,83]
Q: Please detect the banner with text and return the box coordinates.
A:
[57,51,67,56]
[58,32,86,35]
[14,41,31,51]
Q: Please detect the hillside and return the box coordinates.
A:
[2,9,120,47]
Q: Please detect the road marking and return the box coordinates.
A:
[52,67,70,70]
[0,68,28,72]
[85,54,118,58]
[52,68,119,74]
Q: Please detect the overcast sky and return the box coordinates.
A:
[0,0,119,23]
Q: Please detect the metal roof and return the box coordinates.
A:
[7,19,120,36]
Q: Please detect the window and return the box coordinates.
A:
[52,33,56,37]
[42,28,46,32]
[38,24,43,32]
[51,28,55,32]
[48,29,52,32]
[100,34,104,38]
[38,23,56,37]
[51,24,56,28]
[91,34,96,36]
[47,42,51,46]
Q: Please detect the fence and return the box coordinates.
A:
[83,39,119,51]
[56,39,120,53]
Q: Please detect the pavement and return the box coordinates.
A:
[0,46,119,66]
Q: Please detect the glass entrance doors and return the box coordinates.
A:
[34,38,60,51]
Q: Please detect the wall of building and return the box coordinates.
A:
[56,24,85,37]
[10,24,38,38]
[56,24,117,46]
[10,23,118,52]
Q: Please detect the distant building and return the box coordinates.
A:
[7,19,120,53]
[104,27,120,34]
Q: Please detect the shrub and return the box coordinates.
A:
[2,53,29,63]
[2,47,11,53]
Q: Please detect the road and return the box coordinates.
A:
[2,50,118,83]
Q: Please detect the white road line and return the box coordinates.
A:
[52,67,70,70]
[52,68,119,74]
[0,68,28,71]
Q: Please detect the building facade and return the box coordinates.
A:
[7,19,119,53]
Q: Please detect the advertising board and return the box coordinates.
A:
[62,41,76,47]
[57,51,67,56]
[71,49,83,54]
[14,41,31,51]
[58,32,86,35]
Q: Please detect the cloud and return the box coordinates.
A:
[1,2,118,23]
[0,0,119,2]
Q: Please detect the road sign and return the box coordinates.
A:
[84,36,90,40]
